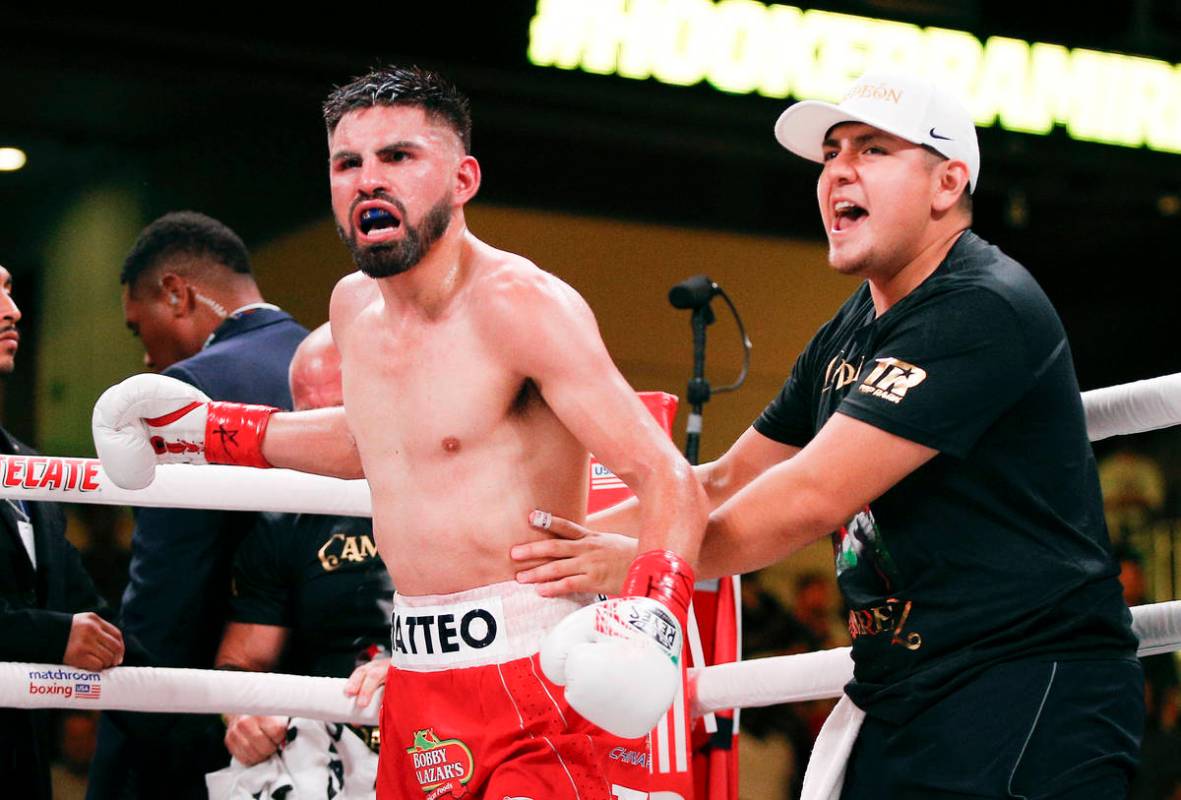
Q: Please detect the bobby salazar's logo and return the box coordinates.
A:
[857,357,927,404]
[407,729,475,799]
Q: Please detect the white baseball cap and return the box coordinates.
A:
[774,71,979,193]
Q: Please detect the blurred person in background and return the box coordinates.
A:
[1120,545,1181,800]
[0,263,123,800]
[210,325,393,795]
[52,711,100,800]
[89,212,307,799]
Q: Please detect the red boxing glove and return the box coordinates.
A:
[94,374,277,490]
[621,548,696,622]
[194,402,275,468]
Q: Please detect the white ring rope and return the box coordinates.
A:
[1083,372,1181,442]
[1,601,1175,720]
[3,663,380,724]
[0,374,1173,512]
[0,459,371,515]
[693,599,1181,715]
[0,374,1175,721]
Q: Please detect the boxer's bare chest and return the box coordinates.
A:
[339,300,533,470]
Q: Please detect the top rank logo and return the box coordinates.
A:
[857,357,927,404]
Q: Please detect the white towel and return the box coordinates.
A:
[206,717,378,799]
[800,694,865,800]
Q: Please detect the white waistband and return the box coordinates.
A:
[390,581,594,671]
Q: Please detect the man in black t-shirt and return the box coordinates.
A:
[215,324,394,767]
[518,71,1143,799]
[736,71,1142,798]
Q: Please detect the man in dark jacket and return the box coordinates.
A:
[0,262,123,800]
[88,212,307,799]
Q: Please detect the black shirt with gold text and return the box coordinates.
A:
[755,231,1136,724]
[230,513,393,679]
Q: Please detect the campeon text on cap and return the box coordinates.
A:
[774,71,980,193]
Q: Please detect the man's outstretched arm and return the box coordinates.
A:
[512,426,799,596]
[92,375,364,488]
[698,412,938,578]
[580,425,800,537]
[513,415,932,594]
[262,407,362,478]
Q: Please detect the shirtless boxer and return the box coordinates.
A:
[92,66,707,800]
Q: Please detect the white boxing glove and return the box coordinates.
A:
[541,549,695,739]
[92,373,277,490]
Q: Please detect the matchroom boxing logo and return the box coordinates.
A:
[26,668,103,700]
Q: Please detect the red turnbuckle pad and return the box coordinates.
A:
[203,403,277,468]
[622,549,696,620]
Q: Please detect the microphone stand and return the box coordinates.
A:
[669,276,751,466]
[685,303,715,466]
[669,274,751,755]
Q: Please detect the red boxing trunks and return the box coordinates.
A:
[378,582,652,800]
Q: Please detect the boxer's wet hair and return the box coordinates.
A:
[121,211,252,292]
[322,65,472,153]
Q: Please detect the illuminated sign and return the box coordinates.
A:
[528,0,1181,154]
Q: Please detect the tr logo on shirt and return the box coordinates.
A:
[858,357,927,404]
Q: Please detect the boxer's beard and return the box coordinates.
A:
[338,194,453,278]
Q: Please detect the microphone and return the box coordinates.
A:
[668,275,719,309]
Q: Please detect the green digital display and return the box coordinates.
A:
[529,0,1181,153]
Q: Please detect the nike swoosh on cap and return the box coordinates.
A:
[929,128,953,140]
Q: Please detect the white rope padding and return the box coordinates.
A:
[1084,373,1181,442]
[0,457,371,516]
[690,600,1181,715]
[2,663,380,724]
[695,646,853,713]
[0,373,1174,720]
[1127,598,1181,657]
[0,375,1171,513]
[1,602,1174,721]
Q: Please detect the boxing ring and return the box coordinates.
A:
[0,374,1179,738]
[2,599,1178,724]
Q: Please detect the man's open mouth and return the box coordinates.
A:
[832,200,868,233]
[355,204,403,243]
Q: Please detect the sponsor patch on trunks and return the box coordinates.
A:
[407,728,474,799]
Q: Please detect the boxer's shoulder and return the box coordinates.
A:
[471,251,591,329]
[329,271,380,334]
[331,270,378,305]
